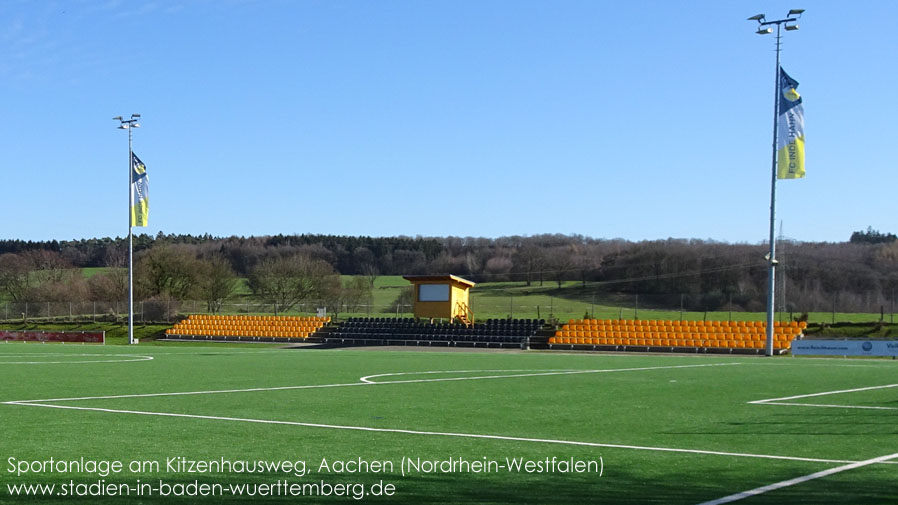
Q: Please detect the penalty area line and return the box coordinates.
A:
[749,383,898,404]
[7,362,741,404]
[696,452,898,505]
[748,383,898,411]
[359,362,741,384]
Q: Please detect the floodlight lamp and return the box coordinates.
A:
[747,14,765,21]
[113,116,123,121]
[756,27,773,34]
[785,24,799,31]
[132,123,140,128]
[132,114,141,119]
[118,124,128,129]
[788,9,805,16]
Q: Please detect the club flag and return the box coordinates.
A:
[777,67,805,179]
[130,153,149,227]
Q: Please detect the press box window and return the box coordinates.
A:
[418,284,450,302]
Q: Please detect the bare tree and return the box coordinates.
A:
[247,254,334,314]
[87,244,128,303]
[22,250,70,285]
[512,246,546,286]
[196,254,238,313]
[135,245,202,301]
[355,246,379,288]
[321,276,371,321]
[546,246,575,289]
[0,253,30,302]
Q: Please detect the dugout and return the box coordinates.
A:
[402,274,475,324]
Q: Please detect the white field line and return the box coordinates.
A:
[3,401,860,465]
[749,383,898,410]
[358,363,737,384]
[0,354,153,365]
[359,369,572,383]
[754,402,898,411]
[6,361,891,467]
[7,362,741,404]
[696,452,898,505]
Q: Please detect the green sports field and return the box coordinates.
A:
[1,344,896,504]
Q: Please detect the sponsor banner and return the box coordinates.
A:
[791,339,898,357]
[0,331,105,344]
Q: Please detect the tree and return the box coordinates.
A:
[850,226,897,244]
[354,247,379,287]
[546,246,575,288]
[247,254,334,314]
[512,246,546,286]
[196,254,238,313]
[22,250,70,285]
[135,245,202,300]
[321,276,372,321]
[0,253,30,302]
[88,244,128,302]
[88,273,126,302]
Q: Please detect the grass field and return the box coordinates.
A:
[2,343,896,504]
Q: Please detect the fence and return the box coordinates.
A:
[1,295,894,326]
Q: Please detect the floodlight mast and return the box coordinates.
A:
[748,11,803,357]
[114,114,142,346]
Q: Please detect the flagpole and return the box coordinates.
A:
[764,23,782,357]
[128,123,134,346]
[749,10,802,356]
[114,114,141,345]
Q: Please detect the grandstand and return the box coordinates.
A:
[162,315,803,354]
[547,318,806,353]
[164,314,330,342]
[318,317,545,348]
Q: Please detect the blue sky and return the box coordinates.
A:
[2,0,896,244]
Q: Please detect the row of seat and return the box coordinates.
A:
[326,331,523,344]
[483,318,546,327]
[340,321,542,331]
[344,317,546,326]
[549,335,792,349]
[556,328,801,339]
[344,327,532,337]
[166,314,330,339]
[567,318,807,329]
[190,314,331,322]
[329,317,542,344]
[549,337,791,350]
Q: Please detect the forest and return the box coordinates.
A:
[0,228,896,314]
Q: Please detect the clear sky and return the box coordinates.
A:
[2,0,896,244]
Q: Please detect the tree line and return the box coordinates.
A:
[1,230,896,313]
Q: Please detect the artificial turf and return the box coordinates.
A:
[1,344,896,504]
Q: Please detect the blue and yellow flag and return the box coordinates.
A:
[130,153,149,227]
[777,67,805,179]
